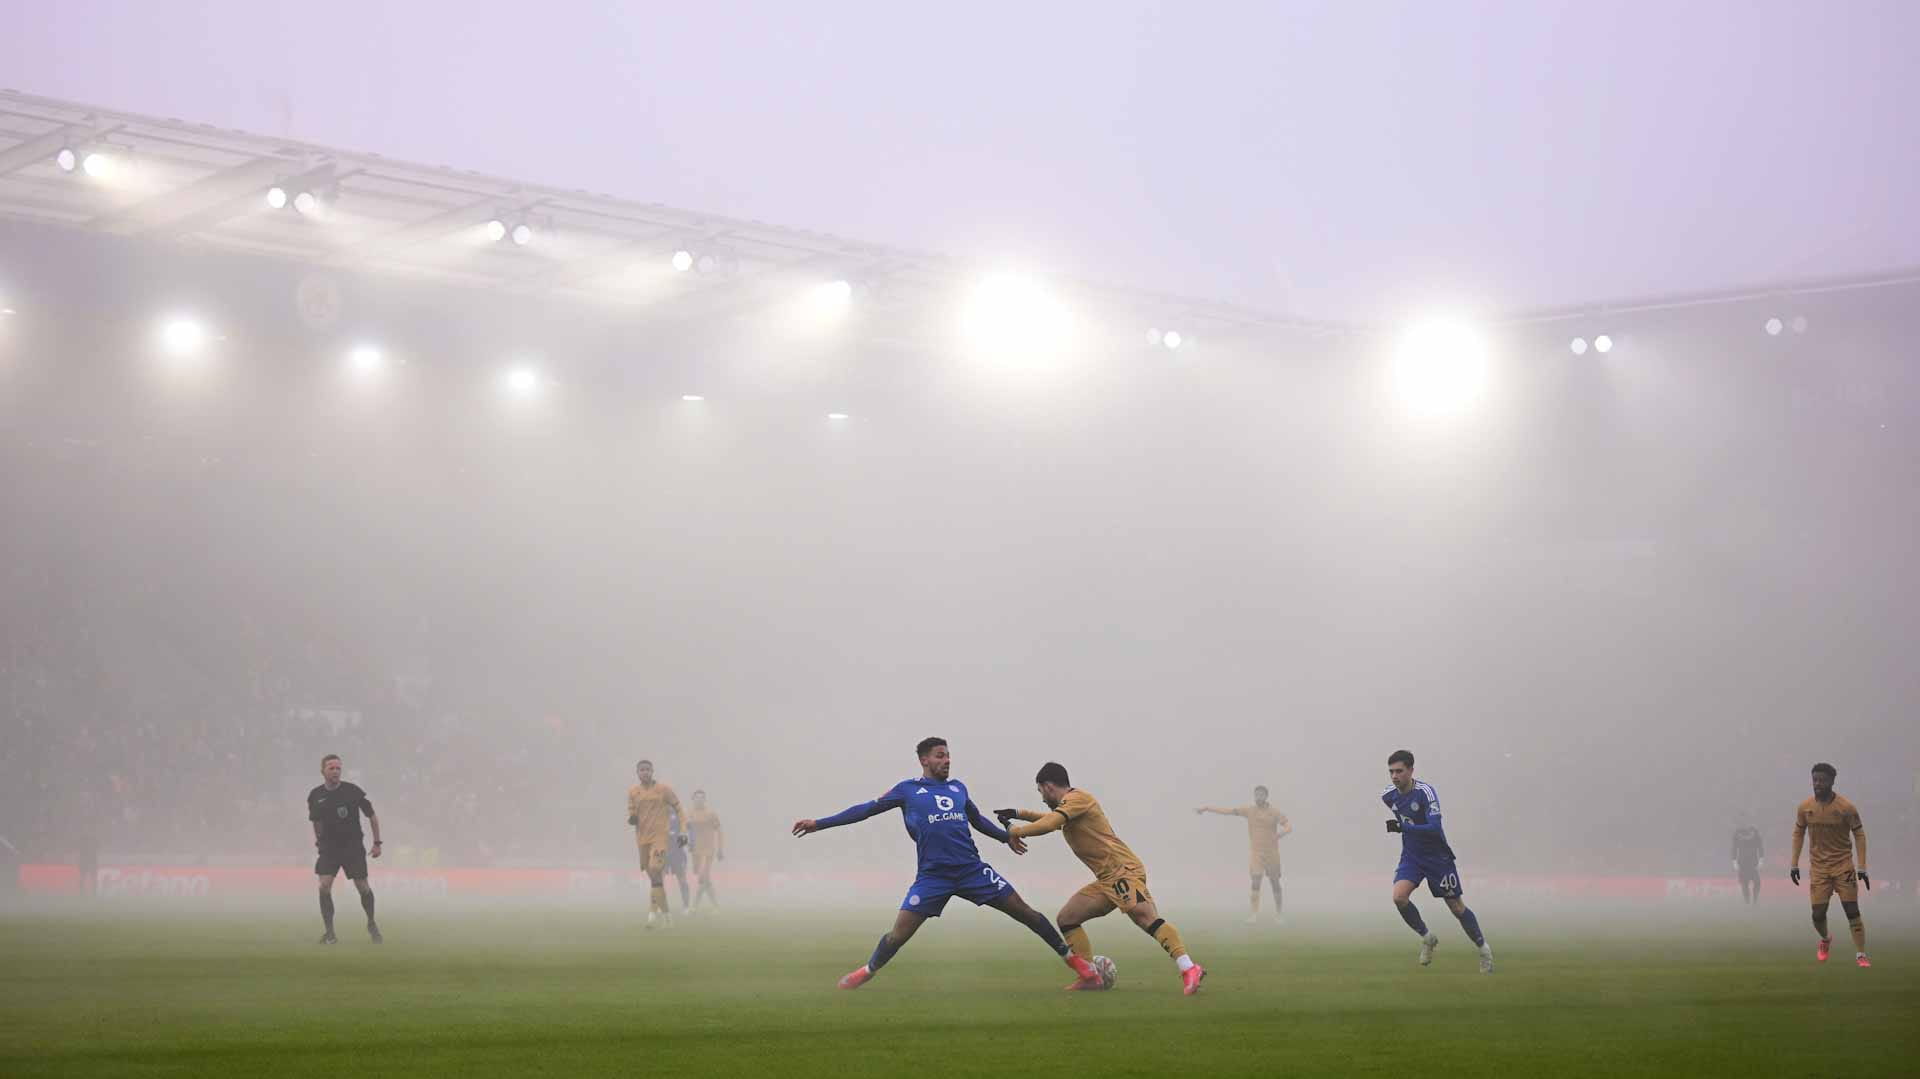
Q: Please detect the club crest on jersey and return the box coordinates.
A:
[336,806,349,818]
[934,795,955,812]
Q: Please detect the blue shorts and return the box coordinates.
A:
[901,862,1012,917]
[1395,852,1463,898]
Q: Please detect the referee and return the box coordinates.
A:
[307,754,383,944]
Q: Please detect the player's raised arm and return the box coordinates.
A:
[793,787,906,837]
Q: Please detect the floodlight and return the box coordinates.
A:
[1392,318,1489,418]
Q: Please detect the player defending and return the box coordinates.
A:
[791,737,1099,991]
[626,759,688,929]
[1382,750,1491,972]
[999,762,1207,995]
[1195,786,1291,924]
[1731,820,1764,905]
[1790,762,1870,967]
[307,754,383,944]
[686,789,724,912]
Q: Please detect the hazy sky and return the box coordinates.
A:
[5,1,1916,322]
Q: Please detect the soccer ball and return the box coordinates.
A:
[1091,954,1117,989]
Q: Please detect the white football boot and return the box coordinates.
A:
[1418,932,1440,966]
[1477,942,1494,973]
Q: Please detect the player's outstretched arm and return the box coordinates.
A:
[1009,811,1068,841]
[993,807,1044,825]
[793,790,905,837]
[965,800,1022,852]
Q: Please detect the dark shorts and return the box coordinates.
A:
[666,840,688,875]
[316,845,368,880]
[1395,852,1463,898]
[1737,863,1760,883]
[902,862,1011,917]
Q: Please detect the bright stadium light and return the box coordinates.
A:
[503,365,541,396]
[672,249,694,272]
[56,148,77,172]
[485,219,509,243]
[827,412,849,420]
[1163,330,1184,351]
[696,253,719,274]
[681,394,705,402]
[1593,334,1613,354]
[292,190,319,216]
[1392,318,1489,418]
[960,273,1076,359]
[159,316,209,358]
[1790,315,1809,334]
[346,345,384,377]
[81,152,114,179]
[1765,316,1784,336]
[1570,337,1589,356]
[266,186,289,210]
[510,223,533,247]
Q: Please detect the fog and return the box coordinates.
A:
[3,214,1915,917]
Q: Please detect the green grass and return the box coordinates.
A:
[2,908,1916,1077]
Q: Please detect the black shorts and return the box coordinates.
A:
[1737,864,1760,883]
[316,845,369,880]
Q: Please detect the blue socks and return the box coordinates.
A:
[1397,901,1429,936]
[1455,907,1485,947]
[868,933,902,972]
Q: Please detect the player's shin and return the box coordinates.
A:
[867,932,902,973]
[1061,923,1092,960]
[1144,918,1195,972]
[359,888,375,923]
[1010,907,1070,956]
[318,890,335,931]
[1843,902,1865,953]
[1248,883,1260,916]
[1396,900,1429,936]
[1812,905,1830,941]
[1453,906,1485,947]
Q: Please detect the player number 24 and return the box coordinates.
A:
[981,867,1007,890]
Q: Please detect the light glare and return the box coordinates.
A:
[81,152,113,178]
[681,394,705,402]
[1570,337,1588,355]
[1765,317,1784,336]
[511,224,532,246]
[266,186,289,209]
[347,345,383,376]
[1392,318,1489,419]
[159,317,208,358]
[504,366,540,395]
[960,273,1076,359]
[1163,330,1183,350]
[293,191,318,215]
[1594,334,1613,354]
[485,220,508,243]
[56,148,77,172]
[672,250,693,272]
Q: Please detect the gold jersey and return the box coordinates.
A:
[1793,794,1866,876]
[627,781,684,847]
[1231,804,1287,853]
[1013,789,1145,882]
[685,807,723,855]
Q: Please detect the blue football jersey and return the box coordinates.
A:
[814,776,1010,872]
[1382,781,1456,859]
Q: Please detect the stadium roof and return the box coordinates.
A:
[0,88,1336,346]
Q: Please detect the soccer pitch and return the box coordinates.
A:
[2,909,1915,1077]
